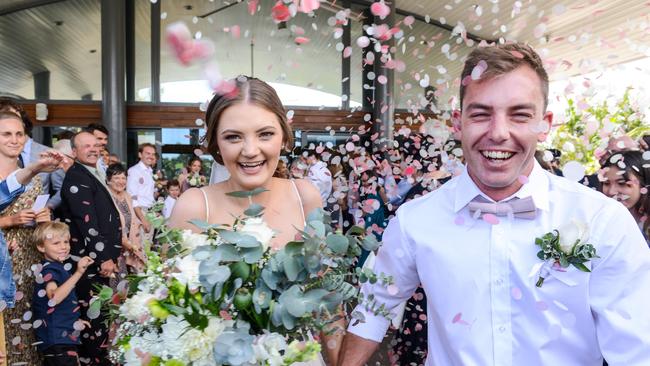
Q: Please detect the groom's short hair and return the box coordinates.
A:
[459,43,549,111]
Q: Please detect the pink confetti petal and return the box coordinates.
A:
[299,0,320,13]
[511,287,522,300]
[403,15,415,26]
[386,284,399,295]
[343,46,352,58]
[518,175,529,184]
[271,1,291,23]
[454,215,465,225]
[370,1,390,19]
[247,0,258,15]
[231,25,241,39]
[482,213,500,225]
[294,36,310,45]
[452,312,462,323]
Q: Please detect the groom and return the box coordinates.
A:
[338,43,650,365]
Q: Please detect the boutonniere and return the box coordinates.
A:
[535,219,599,287]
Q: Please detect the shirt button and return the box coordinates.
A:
[499,325,506,333]
[496,278,503,285]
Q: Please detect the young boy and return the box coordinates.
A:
[32,222,93,366]
[163,179,181,219]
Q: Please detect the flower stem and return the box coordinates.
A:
[536,277,545,287]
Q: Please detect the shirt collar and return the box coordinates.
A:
[453,160,550,213]
[21,138,32,159]
[138,161,152,171]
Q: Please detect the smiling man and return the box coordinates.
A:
[338,44,650,366]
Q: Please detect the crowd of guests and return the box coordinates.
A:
[0,90,648,366]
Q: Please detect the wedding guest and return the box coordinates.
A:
[60,132,122,365]
[163,179,181,219]
[600,150,650,244]
[0,111,52,365]
[306,150,332,206]
[339,43,650,366]
[106,163,144,274]
[178,156,207,192]
[127,143,156,235]
[85,123,110,175]
[32,222,93,366]
[0,98,64,209]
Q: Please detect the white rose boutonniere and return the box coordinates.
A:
[535,219,599,287]
[239,217,275,252]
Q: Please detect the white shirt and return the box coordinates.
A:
[163,196,176,219]
[127,161,155,209]
[307,161,332,205]
[348,162,650,366]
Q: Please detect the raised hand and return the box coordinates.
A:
[75,256,95,275]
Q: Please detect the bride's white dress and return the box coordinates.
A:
[199,184,328,366]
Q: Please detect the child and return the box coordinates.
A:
[32,222,93,366]
[163,179,181,219]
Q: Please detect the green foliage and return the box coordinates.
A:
[549,88,650,174]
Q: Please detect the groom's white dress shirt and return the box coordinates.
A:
[349,162,650,366]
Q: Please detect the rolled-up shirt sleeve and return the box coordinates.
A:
[5,171,22,193]
[589,203,650,365]
[347,210,420,342]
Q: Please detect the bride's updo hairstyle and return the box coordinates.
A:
[203,76,293,164]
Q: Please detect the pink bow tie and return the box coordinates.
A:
[468,196,537,220]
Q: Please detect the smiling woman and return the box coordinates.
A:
[168,76,343,365]
[0,112,50,365]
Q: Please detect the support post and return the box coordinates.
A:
[101,0,127,159]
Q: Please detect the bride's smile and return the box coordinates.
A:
[217,102,284,191]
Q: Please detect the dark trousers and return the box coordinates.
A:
[42,344,80,366]
[75,273,112,366]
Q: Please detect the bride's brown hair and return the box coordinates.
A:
[203,76,293,164]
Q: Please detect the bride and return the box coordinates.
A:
[169,76,343,365]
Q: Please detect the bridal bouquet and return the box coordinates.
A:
[99,189,389,366]
[187,174,207,188]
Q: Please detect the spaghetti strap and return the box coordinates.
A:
[199,188,210,221]
[290,180,306,226]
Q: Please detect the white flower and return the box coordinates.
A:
[171,255,201,291]
[122,331,162,366]
[557,219,589,255]
[181,230,212,251]
[239,217,275,252]
[119,292,155,322]
[252,332,287,365]
[159,315,229,364]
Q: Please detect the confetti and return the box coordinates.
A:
[370,1,390,19]
[482,213,500,225]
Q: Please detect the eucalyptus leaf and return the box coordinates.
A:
[253,282,272,312]
[188,219,212,231]
[326,234,349,254]
[214,244,241,262]
[261,268,280,290]
[244,203,265,217]
[309,221,327,238]
[303,254,321,274]
[361,235,381,251]
[242,246,264,264]
[283,256,304,281]
[572,262,591,272]
[226,188,268,198]
[219,231,260,248]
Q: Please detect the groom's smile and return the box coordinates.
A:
[455,65,553,201]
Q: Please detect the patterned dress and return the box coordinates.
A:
[1,176,43,365]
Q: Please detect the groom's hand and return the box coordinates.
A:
[337,333,380,366]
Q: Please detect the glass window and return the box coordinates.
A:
[159,0,346,107]
[0,0,101,100]
[135,0,152,102]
